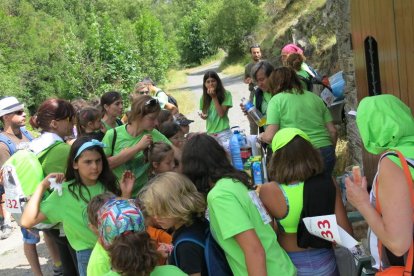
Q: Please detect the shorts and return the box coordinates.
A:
[20,227,40,244]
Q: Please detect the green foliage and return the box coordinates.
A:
[207,0,261,59]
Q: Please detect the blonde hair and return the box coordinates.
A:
[140,172,205,226]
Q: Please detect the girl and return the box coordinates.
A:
[100,198,186,276]
[199,71,233,149]
[182,134,296,276]
[144,142,175,176]
[21,137,131,276]
[140,172,208,276]
[102,95,171,197]
[259,67,338,176]
[100,91,123,133]
[259,128,352,275]
[159,122,185,149]
[75,106,104,141]
[157,109,174,129]
[29,98,77,275]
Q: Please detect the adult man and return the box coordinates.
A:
[0,97,62,276]
[244,45,262,134]
[142,77,179,115]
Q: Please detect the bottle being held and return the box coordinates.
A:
[241,97,266,127]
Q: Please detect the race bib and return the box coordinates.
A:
[5,193,22,214]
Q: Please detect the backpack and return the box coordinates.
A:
[297,66,332,93]
[172,227,233,276]
[1,141,62,229]
[0,127,33,155]
[155,90,178,108]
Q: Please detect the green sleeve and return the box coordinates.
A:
[40,190,63,224]
[199,95,204,110]
[209,193,254,240]
[41,143,70,175]
[102,128,115,156]
[266,95,281,125]
[223,91,233,107]
[152,129,172,145]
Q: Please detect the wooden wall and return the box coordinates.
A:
[351,0,414,182]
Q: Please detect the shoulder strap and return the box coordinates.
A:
[111,128,117,156]
[0,133,15,155]
[20,127,33,141]
[172,234,205,267]
[376,150,413,274]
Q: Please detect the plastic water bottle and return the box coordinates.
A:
[241,97,266,127]
[252,161,264,185]
[230,132,243,170]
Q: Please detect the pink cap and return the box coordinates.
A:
[281,44,303,55]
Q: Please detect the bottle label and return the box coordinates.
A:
[244,101,254,111]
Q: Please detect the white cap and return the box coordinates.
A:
[0,97,24,117]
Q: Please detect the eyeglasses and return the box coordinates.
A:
[13,110,24,116]
[145,98,159,107]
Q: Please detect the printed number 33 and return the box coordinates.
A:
[317,220,334,239]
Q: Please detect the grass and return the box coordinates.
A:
[169,89,197,115]
[221,64,245,76]
[164,69,188,90]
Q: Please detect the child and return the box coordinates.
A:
[87,192,116,276]
[174,113,194,136]
[21,137,133,276]
[199,71,233,150]
[100,198,186,276]
[157,109,174,129]
[140,172,208,276]
[159,122,185,150]
[182,134,296,276]
[76,106,104,141]
[144,142,175,176]
[259,128,352,275]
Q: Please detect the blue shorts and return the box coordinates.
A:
[20,227,40,244]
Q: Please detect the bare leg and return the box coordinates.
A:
[23,243,43,276]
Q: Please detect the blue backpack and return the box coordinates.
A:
[173,227,233,276]
[0,127,33,155]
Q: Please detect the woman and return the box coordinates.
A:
[199,71,233,149]
[260,128,352,275]
[345,94,413,272]
[100,91,123,133]
[29,98,78,275]
[182,134,296,276]
[259,67,337,175]
[102,95,171,197]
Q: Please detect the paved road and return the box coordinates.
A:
[179,62,251,134]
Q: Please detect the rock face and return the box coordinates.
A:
[265,0,362,166]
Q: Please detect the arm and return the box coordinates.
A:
[332,178,353,235]
[259,124,279,144]
[259,182,287,219]
[346,157,412,256]
[107,134,152,169]
[325,122,337,148]
[211,97,230,118]
[21,173,64,228]
[234,229,267,276]
[164,102,179,115]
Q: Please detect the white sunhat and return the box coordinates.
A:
[0,97,24,117]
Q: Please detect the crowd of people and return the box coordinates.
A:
[0,43,412,276]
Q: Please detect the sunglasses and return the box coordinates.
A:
[13,110,25,116]
[145,98,159,106]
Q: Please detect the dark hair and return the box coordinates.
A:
[100,91,122,114]
[157,109,172,127]
[142,77,155,86]
[250,44,261,52]
[268,136,324,183]
[286,53,304,72]
[182,134,252,196]
[66,137,120,203]
[159,121,181,139]
[75,107,102,136]
[143,142,173,173]
[251,61,274,82]
[87,192,116,228]
[128,95,160,124]
[201,71,226,113]
[268,66,303,95]
[108,231,159,276]
[29,99,75,131]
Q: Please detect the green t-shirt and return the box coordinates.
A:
[266,89,333,148]
[38,142,70,175]
[199,90,233,134]
[104,265,187,276]
[207,178,296,276]
[40,180,105,251]
[87,242,110,276]
[102,125,171,197]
